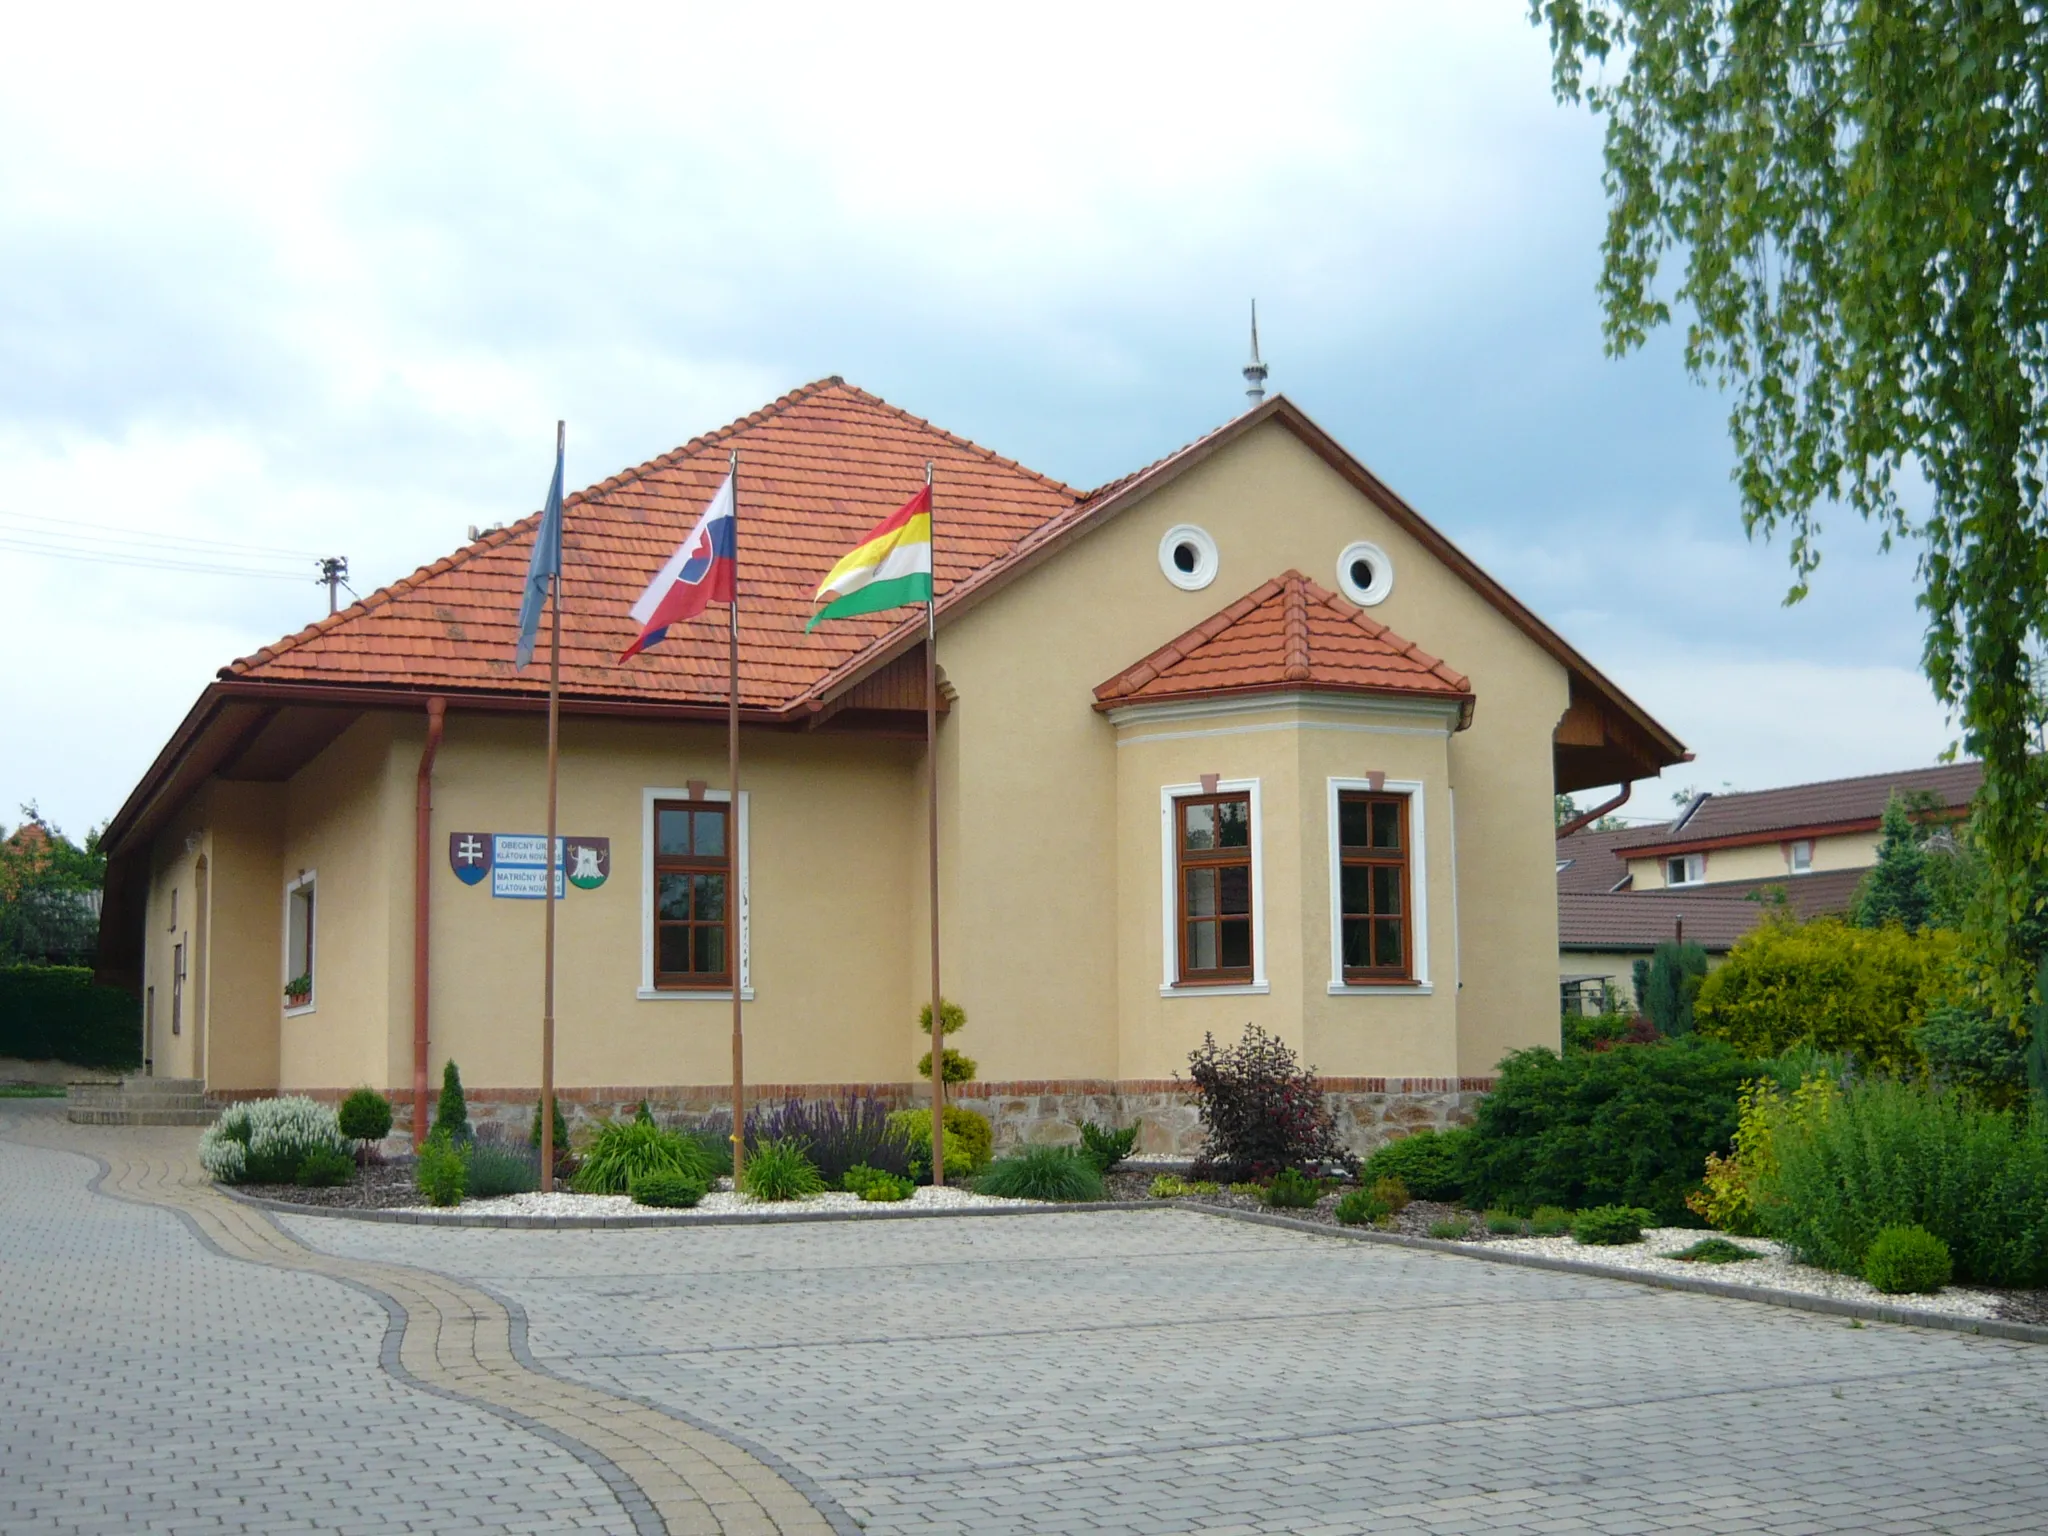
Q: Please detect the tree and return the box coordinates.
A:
[1639,939,1708,1036]
[1535,3,2048,1016]
[0,807,108,966]
[1852,793,1932,931]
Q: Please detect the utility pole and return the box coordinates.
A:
[318,557,349,615]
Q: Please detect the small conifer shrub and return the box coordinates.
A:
[433,1060,469,1141]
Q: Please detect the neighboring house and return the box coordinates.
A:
[97,381,1685,1148]
[1557,760,1981,1012]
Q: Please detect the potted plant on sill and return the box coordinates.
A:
[284,973,312,1009]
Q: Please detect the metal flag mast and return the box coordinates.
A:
[539,420,564,1192]
[924,459,947,1184]
[728,448,746,1181]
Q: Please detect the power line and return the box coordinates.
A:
[0,533,315,581]
[0,509,326,564]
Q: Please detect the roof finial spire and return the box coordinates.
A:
[1243,300,1268,405]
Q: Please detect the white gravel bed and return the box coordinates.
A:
[391,1179,1040,1219]
[1483,1226,2007,1320]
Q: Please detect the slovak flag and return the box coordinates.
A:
[619,473,737,662]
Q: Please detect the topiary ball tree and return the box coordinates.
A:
[337,1087,393,1162]
[433,1059,470,1141]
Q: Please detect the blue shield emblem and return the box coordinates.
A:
[448,832,493,886]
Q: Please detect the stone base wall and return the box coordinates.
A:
[240,1077,1492,1157]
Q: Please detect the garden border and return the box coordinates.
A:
[228,1185,2048,1346]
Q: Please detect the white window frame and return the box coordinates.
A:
[1159,778,1267,996]
[639,788,752,1001]
[283,869,317,1017]
[1666,852,1706,887]
[1327,778,1431,995]
[1788,838,1814,874]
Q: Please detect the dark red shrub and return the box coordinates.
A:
[1185,1026,1357,1180]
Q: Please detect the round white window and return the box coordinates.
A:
[1336,541,1394,606]
[1158,524,1218,592]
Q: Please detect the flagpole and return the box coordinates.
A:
[540,420,563,1193]
[924,460,946,1185]
[728,448,746,1182]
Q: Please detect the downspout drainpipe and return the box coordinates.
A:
[1557,781,1631,841]
[413,697,448,1148]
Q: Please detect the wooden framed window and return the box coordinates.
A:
[1338,792,1410,982]
[653,800,731,988]
[1174,792,1254,984]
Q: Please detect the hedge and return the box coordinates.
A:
[0,966,141,1070]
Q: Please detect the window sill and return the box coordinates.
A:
[1159,982,1270,998]
[283,1002,316,1018]
[636,987,756,1002]
[1327,982,1433,997]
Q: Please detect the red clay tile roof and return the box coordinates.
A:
[1092,570,1474,720]
[1615,761,1983,856]
[223,379,1077,713]
[1554,824,1651,894]
[1557,891,1771,952]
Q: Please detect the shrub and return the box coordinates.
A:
[1562,1011,1632,1054]
[416,1133,465,1207]
[199,1096,351,1184]
[740,1138,825,1201]
[1360,1130,1471,1202]
[1528,1206,1574,1237]
[916,1048,978,1084]
[1573,1205,1656,1245]
[748,1097,914,1185]
[1263,1168,1324,1208]
[433,1060,470,1141]
[463,1129,540,1198]
[1917,1003,2028,1108]
[1693,916,1954,1073]
[630,1169,708,1208]
[1484,1210,1527,1235]
[1667,1236,1756,1264]
[1079,1121,1139,1173]
[975,1146,1106,1202]
[677,1113,736,1177]
[0,965,140,1069]
[915,998,975,1085]
[1757,1077,2048,1286]
[530,1096,576,1177]
[1428,1215,1473,1240]
[1185,1026,1357,1180]
[634,1099,654,1125]
[1335,1189,1392,1226]
[1850,794,1933,932]
[1460,1037,1757,1223]
[842,1163,915,1201]
[337,1088,393,1149]
[572,1120,715,1196]
[888,1106,993,1177]
[1863,1225,1954,1294]
[1640,940,1709,1037]
[294,1144,355,1187]
[1369,1175,1412,1213]
[1148,1174,1220,1198]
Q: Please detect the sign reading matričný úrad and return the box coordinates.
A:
[491,835,564,899]
[449,833,610,898]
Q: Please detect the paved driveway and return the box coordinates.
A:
[8,1106,2048,1535]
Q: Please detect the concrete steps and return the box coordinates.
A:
[67,1076,219,1126]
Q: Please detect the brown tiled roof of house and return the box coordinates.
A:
[1616,761,1983,856]
[224,379,1078,711]
[1554,824,1650,894]
[1557,891,1771,952]
[1092,571,1474,718]
[1680,868,1867,922]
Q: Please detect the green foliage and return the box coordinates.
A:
[1917,1003,2028,1108]
[0,965,139,1069]
[1148,1174,1220,1198]
[841,1164,914,1201]
[1640,941,1708,1037]
[198,1096,350,1184]
[572,1120,714,1196]
[1428,1215,1473,1240]
[1335,1189,1392,1226]
[1666,1237,1756,1265]
[630,1169,708,1208]
[1484,1210,1528,1235]
[1461,1038,1755,1223]
[740,1138,825,1201]
[917,997,967,1036]
[1852,795,1934,931]
[1535,1,2048,1014]
[1369,1175,1411,1214]
[0,1084,64,1097]
[915,1048,977,1084]
[337,1088,393,1146]
[973,1146,1105,1202]
[433,1060,469,1141]
[1562,1011,1632,1055]
[0,811,106,966]
[887,1106,993,1175]
[1758,1077,2048,1286]
[1079,1121,1139,1173]
[1262,1168,1323,1209]
[530,1096,571,1151]
[634,1100,654,1126]
[1693,917,1953,1073]
[463,1136,540,1197]
[1360,1130,1470,1202]
[1863,1225,1954,1295]
[294,1144,355,1187]
[1573,1205,1655,1246]
[283,972,312,1003]
[415,1133,465,1207]
[1529,1206,1574,1237]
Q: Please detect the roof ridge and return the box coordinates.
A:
[1280,570,1312,683]
[1683,759,1983,803]
[823,379,1080,499]
[571,376,847,506]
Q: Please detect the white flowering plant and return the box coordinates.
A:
[199,1095,349,1184]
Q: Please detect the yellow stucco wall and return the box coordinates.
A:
[1629,827,1882,890]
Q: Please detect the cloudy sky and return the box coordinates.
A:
[2,4,1948,837]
